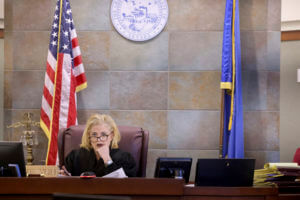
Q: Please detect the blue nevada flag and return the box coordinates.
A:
[220,0,244,158]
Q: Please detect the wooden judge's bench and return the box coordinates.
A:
[0,177,299,200]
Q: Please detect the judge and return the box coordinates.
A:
[59,114,137,177]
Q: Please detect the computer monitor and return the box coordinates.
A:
[0,141,26,177]
[154,157,192,183]
[195,158,255,187]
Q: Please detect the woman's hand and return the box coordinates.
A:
[58,165,71,176]
[96,144,112,164]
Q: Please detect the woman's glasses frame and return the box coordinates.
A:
[89,133,111,142]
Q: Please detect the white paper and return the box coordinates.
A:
[102,168,128,178]
[265,162,299,168]
[185,184,195,187]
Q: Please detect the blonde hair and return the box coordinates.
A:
[80,114,121,150]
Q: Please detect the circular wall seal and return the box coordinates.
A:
[111,0,168,42]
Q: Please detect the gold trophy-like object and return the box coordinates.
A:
[7,113,40,165]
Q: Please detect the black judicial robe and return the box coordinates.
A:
[64,147,137,177]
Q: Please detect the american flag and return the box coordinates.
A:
[40,0,87,165]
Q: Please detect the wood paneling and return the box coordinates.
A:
[281,31,300,41]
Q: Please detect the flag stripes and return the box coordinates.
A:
[40,0,87,165]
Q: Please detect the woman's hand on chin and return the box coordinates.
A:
[96,144,111,163]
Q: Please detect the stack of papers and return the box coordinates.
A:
[254,165,282,186]
[102,168,128,178]
[254,163,300,186]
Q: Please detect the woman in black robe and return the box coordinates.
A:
[60,114,136,177]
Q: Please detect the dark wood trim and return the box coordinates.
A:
[282,30,300,41]
[184,186,278,196]
[0,29,3,38]
[0,177,184,196]
[0,177,281,200]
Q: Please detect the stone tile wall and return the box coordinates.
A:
[4,0,281,180]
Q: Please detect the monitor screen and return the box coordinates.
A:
[0,141,26,177]
[154,157,192,183]
[195,158,255,187]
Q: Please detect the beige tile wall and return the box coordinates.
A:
[0,39,3,140]
[4,0,281,180]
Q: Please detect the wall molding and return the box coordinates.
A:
[281,20,300,32]
[281,20,300,41]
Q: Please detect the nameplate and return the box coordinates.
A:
[26,165,59,177]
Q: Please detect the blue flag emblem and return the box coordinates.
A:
[221,0,244,158]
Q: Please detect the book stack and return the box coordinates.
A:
[254,163,300,187]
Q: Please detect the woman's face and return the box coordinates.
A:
[89,123,113,150]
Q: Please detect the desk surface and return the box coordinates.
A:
[0,177,283,200]
[0,177,184,196]
[184,185,278,196]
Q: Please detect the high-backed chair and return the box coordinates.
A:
[293,147,300,165]
[58,125,149,177]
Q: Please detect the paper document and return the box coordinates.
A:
[102,168,128,178]
[185,184,195,187]
[264,163,300,168]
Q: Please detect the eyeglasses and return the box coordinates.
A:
[89,132,111,142]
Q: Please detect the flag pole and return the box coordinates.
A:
[219,89,225,158]
[45,0,63,165]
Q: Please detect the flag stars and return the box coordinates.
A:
[66,9,72,15]
[54,14,58,20]
[66,18,71,24]
[52,23,58,28]
[55,5,58,10]
[62,44,68,50]
[52,32,58,38]
[51,40,57,46]
[64,31,69,37]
